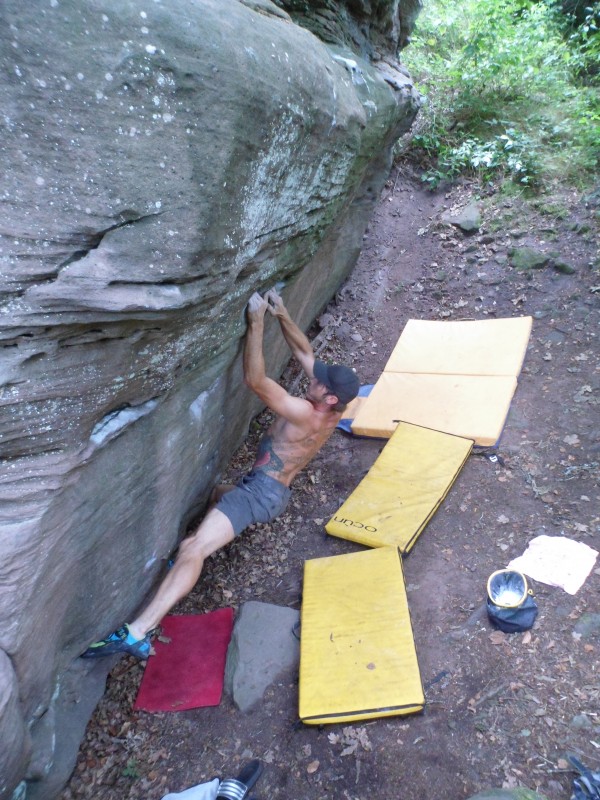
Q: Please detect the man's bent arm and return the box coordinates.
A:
[244,292,313,425]
[244,294,270,391]
[266,289,315,377]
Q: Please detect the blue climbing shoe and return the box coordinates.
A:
[81,624,151,660]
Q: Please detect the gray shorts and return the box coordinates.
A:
[216,471,292,536]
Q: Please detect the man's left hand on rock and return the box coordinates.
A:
[247,291,269,321]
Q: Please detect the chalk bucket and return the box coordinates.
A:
[486,569,538,633]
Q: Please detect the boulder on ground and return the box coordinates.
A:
[441,202,482,233]
[224,601,300,712]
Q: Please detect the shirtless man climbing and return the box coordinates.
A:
[82,288,359,659]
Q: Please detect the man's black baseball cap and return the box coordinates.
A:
[313,360,360,405]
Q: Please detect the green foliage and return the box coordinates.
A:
[562,2,600,81]
[123,759,140,779]
[402,0,600,189]
[414,128,540,189]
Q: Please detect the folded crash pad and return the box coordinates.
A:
[326,422,472,552]
[351,316,532,446]
[351,372,518,446]
[134,609,233,712]
[299,547,424,724]
[384,316,532,376]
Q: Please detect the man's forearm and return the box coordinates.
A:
[265,289,315,375]
[277,310,313,362]
[243,318,267,389]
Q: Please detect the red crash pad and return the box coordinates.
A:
[134,609,234,712]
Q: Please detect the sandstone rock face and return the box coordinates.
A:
[0,1,419,796]
[277,0,424,52]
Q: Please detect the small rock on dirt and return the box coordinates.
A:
[573,612,600,638]
[552,259,576,274]
[318,313,336,328]
[570,714,593,730]
[509,246,550,270]
[441,202,482,232]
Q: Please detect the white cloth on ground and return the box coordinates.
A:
[507,534,598,595]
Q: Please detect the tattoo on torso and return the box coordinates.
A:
[253,434,285,474]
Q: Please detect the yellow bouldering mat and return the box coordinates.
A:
[351,372,518,446]
[351,316,532,446]
[384,317,532,376]
[326,422,472,552]
[299,547,424,725]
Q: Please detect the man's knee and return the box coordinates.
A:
[181,509,235,560]
[177,532,210,563]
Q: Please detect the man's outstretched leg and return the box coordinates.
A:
[82,508,235,659]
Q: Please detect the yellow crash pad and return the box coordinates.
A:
[351,316,532,445]
[385,317,532,376]
[351,372,518,445]
[341,392,368,422]
[299,547,424,725]
[326,422,472,552]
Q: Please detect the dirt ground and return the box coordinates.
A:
[60,166,599,800]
